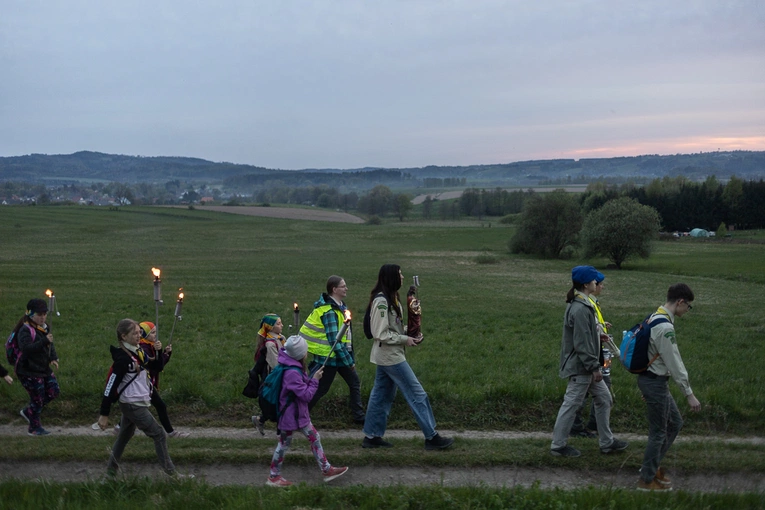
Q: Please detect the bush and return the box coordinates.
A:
[367,215,382,225]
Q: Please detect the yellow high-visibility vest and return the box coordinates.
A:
[588,296,608,334]
[299,304,348,357]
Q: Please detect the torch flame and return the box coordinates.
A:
[293,302,299,310]
[178,292,184,300]
[344,309,352,322]
[151,267,161,278]
[46,289,53,298]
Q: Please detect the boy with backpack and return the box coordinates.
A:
[636,283,701,491]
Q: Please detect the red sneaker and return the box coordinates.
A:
[323,466,348,483]
[266,475,292,487]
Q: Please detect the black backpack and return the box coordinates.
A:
[363,293,385,339]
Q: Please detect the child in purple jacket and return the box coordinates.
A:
[266,335,349,487]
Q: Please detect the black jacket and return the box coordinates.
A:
[17,322,58,378]
[99,344,162,416]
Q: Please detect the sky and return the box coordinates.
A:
[2,1,764,170]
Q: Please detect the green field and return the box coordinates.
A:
[0,205,763,433]
[1,205,763,507]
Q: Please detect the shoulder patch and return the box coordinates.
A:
[664,330,676,344]
[376,303,387,310]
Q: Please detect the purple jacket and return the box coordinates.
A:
[277,348,318,431]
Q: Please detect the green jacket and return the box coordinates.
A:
[558,291,600,378]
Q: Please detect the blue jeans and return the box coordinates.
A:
[638,374,683,483]
[363,361,437,440]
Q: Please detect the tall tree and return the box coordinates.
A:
[509,190,582,259]
[580,197,661,269]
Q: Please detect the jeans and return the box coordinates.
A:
[638,374,683,483]
[551,374,614,450]
[363,361,437,440]
[307,362,365,421]
[107,402,175,475]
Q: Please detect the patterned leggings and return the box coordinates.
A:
[269,423,330,477]
[18,373,60,431]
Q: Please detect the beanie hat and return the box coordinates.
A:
[139,321,156,339]
[26,298,48,316]
[258,313,280,337]
[284,335,307,361]
[571,266,605,285]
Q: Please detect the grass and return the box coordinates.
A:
[0,205,763,435]
[1,205,764,506]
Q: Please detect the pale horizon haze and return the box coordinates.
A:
[2,1,764,170]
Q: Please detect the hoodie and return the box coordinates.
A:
[276,348,318,432]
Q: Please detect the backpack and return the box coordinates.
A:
[6,324,35,368]
[242,339,277,399]
[363,293,385,340]
[619,314,670,373]
[257,364,302,423]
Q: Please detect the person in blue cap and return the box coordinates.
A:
[550,266,628,458]
[569,271,615,438]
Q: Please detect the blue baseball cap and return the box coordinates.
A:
[571,265,605,285]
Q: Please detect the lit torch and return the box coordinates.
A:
[167,289,183,345]
[322,309,352,368]
[45,289,58,329]
[151,267,163,346]
[293,302,300,330]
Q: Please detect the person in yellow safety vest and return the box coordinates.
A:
[300,275,365,425]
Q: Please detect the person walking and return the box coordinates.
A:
[16,298,59,436]
[97,319,189,478]
[570,272,615,437]
[301,275,365,424]
[252,313,287,434]
[550,266,628,457]
[362,264,453,450]
[636,283,701,491]
[266,335,348,487]
[138,321,189,438]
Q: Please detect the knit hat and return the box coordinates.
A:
[26,298,48,316]
[258,313,280,337]
[571,266,604,285]
[284,335,307,361]
[139,321,156,339]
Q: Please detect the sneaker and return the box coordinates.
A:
[424,433,454,450]
[637,478,673,491]
[362,436,393,448]
[600,438,629,454]
[550,445,581,457]
[252,415,265,436]
[654,466,672,486]
[266,475,292,487]
[164,471,195,481]
[168,430,190,438]
[28,427,50,437]
[19,408,31,424]
[569,429,597,439]
[323,466,348,483]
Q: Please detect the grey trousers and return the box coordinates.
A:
[551,374,614,450]
[638,374,683,483]
[107,402,175,475]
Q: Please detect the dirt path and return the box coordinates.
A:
[187,205,365,223]
[1,426,763,492]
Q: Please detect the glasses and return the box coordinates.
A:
[683,301,693,310]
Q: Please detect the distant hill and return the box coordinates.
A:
[1,150,763,189]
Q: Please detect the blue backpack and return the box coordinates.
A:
[619,314,670,373]
[258,364,302,423]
